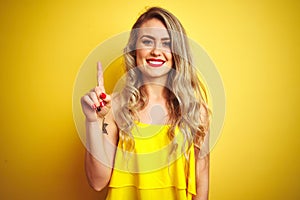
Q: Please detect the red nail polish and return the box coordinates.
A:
[92,104,97,110]
[100,92,106,99]
[100,101,106,107]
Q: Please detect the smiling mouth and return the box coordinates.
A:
[146,59,165,67]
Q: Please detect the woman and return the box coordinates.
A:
[81,7,210,200]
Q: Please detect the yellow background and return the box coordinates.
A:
[1,0,299,199]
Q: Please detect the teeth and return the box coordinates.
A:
[148,60,163,65]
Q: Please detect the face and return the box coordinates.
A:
[135,18,173,81]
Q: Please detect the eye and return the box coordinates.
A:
[141,39,153,46]
[162,41,171,48]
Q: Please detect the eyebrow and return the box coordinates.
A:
[140,35,170,41]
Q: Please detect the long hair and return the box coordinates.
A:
[116,7,210,155]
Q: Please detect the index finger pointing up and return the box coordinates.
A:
[97,61,105,91]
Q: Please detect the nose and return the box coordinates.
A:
[150,42,162,56]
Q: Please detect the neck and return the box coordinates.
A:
[143,83,167,100]
[142,74,169,97]
[139,83,169,124]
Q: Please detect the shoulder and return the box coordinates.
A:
[199,102,210,128]
[194,102,210,150]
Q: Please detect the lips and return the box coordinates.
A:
[146,58,165,67]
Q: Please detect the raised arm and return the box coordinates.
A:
[80,62,118,191]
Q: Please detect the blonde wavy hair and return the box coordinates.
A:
[116,7,210,155]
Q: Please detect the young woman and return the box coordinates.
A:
[81,7,210,200]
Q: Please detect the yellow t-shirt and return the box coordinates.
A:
[106,122,196,200]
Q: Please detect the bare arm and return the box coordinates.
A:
[81,62,118,191]
[193,133,210,200]
[193,103,210,200]
[193,148,209,200]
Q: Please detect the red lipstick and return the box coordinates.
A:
[146,58,165,67]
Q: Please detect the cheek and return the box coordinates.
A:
[135,49,147,66]
[166,53,173,66]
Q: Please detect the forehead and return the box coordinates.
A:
[138,18,170,39]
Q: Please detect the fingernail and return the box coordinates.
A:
[100,101,106,107]
[100,92,106,99]
[96,106,101,112]
[92,104,97,110]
